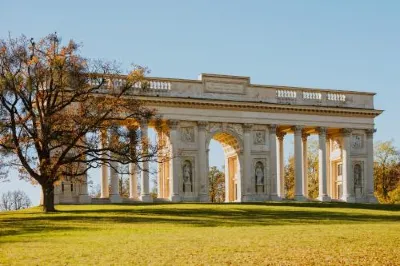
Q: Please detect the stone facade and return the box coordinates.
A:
[55,73,382,204]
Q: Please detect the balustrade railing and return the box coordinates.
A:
[86,74,369,108]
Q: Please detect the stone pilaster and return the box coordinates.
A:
[366,128,377,203]
[268,125,280,200]
[198,121,209,202]
[242,123,253,202]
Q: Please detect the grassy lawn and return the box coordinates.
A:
[0,203,399,265]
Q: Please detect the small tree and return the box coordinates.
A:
[0,33,162,212]
[0,190,31,211]
[209,166,225,203]
[307,140,319,199]
[374,140,400,202]
[284,156,295,199]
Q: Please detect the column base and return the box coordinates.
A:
[198,194,209,202]
[79,194,92,204]
[367,194,378,203]
[341,195,355,203]
[110,194,123,203]
[294,195,308,202]
[140,194,153,203]
[317,195,331,202]
[270,194,283,201]
[170,194,181,202]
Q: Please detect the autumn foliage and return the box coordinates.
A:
[0,33,161,212]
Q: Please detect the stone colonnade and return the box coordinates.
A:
[54,120,377,204]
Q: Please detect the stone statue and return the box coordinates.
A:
[354,164,362,187]
[183,161,191,184]
[255,162,264,185]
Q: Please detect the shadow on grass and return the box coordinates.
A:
[0,202,399,242]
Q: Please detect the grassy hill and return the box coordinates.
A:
[0,203,399,265]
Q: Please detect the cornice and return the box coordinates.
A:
[137,96,383,118]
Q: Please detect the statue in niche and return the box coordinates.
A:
[181,127,194,142]
[183,160,192,192]
[254,131,265,145]
[352,135,363,149]
[354,163,362,188]
[255,162,264,185]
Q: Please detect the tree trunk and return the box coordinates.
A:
[41,182,56,212]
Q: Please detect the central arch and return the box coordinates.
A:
[206,130,243,202]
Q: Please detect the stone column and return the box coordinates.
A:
[129,162,138,199]
[79,173,91,203]
[277,131,286,199]
[269,125,279,200]
[109,131,122,203]
[293,126,306,201]
[366,129,377,203]
[243,123,253,202]
[341,128,354,202]
[318,127,330,201]
[100,129,109,198]
[326,137,332,198]
[302,132,309,198]
[198,121,209,202]
[139,120,152,202]
[169,119,181,202]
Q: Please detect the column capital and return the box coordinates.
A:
[340,128,353,137]
[365,128,376,138]
[168,119,180,130]
[292,125,304,135]
[243,123,253,132]
[268,124,277,133]
[277,132,286,141]
[197,121,208,130]
[302,133,310,142]
[317,127,327,136]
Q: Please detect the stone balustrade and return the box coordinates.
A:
[87,73,374,109]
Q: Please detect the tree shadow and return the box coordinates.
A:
[0,203,399,242]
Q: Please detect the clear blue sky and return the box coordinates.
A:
[1,0,399,205]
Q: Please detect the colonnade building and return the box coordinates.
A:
[53,73,382,204]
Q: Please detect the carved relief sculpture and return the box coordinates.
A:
[352,134,363,149]
[254,131,265,145]
[181,127,194,142]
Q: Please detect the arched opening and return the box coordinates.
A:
[208,131,242,202]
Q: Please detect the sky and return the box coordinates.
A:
[1,0,399,205]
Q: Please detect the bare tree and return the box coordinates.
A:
[0,33,164,212]
[0,190,31,211]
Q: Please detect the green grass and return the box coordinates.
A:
[0,203,399,265]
